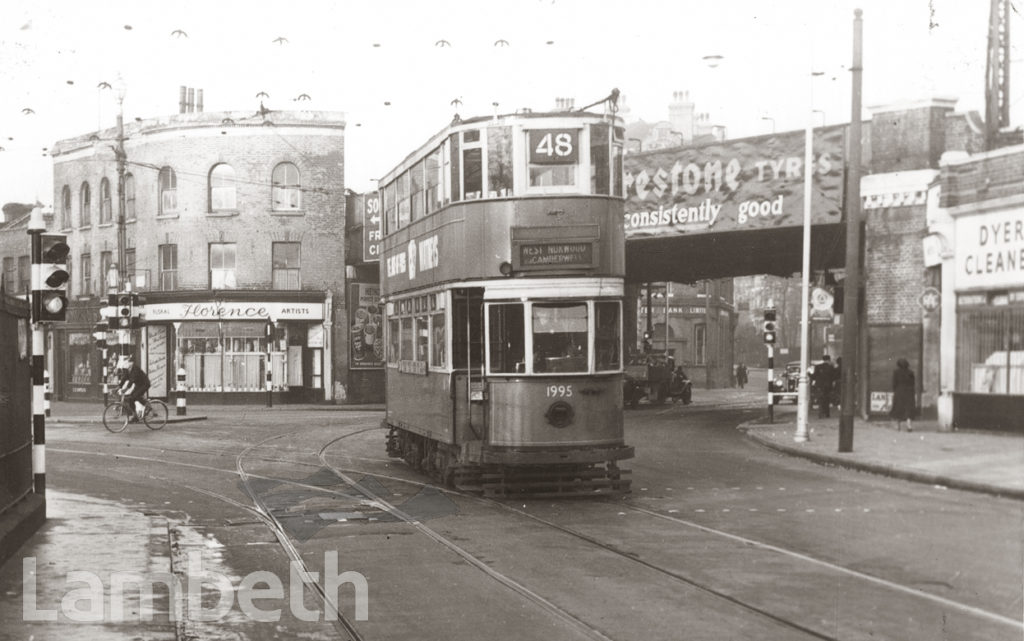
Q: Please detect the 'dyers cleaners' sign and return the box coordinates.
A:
[624,128,845,239]
[954,208,1024,291]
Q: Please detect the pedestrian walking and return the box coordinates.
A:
[811,355,834,418]
[890,357,916,432]
[735,363,748,389]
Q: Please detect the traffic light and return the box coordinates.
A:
[130,293,145,329]
[762,308,777,344]
[33,233,70,322]
[113,293,133,329]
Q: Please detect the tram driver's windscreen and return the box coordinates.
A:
[533,303,587,373]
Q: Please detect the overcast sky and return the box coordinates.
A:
[0,0,1017,205]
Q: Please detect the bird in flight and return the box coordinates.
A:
[97,81,112,89]
[494,39,509,47]
[435,39,451,47]
[450,98,463,108]
[295,93,311,101]
[22,108,34,114]
[256,91,269,99]
[171,29,188,38]
[273,36,289,45]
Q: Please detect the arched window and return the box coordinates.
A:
[61,186,71,229]
[209,164,237,211]
[79,182,91,226]
[125,173,136,220]
[99,178,112,224]
[272,162,301,210]
[158,167,178,215]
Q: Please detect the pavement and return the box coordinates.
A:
[1,395,1021,639]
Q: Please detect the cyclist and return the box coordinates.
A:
[119,356,151,422]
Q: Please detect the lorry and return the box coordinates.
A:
[623,352,674,408]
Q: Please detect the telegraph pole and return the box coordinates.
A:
[839,9,864,452]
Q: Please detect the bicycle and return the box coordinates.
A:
[103,392,169,433]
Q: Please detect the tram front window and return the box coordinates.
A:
[533,303,587,373]
[489,303,525,374]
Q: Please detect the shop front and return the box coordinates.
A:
[948,206,1024,432]
[141,294,328,404]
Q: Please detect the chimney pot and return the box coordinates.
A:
[186,87,194,113]
[179,86,187,114]
[197,89,204,113]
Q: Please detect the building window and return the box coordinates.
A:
[17,255,30,294]
[210,243,236,289]
[61,186,72,229]
[272,242,300,290]
[99,178,112,224]
[100,251,112,292]
[125,248,136,289]
[80,253,92,296]
[125,173,136,220]
[159,167,177,214]
[1,257,13,293]
[272,162,301,210]
[209,164,237,212]
[79,182,91,226]
[159,244,177,291]
[957,307,1024,394]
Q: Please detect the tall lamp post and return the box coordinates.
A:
[795,70,824,443]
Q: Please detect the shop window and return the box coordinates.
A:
[532,302,587,373]
[209,163,237,212]
[68,332,93,386]
[79,182,91,226]
[487,126,513,197]
[100,177,113,224]
[957,306,1024,394]
[272,162,301,210]
[178,322,288,392]
[159,244,177,291]
[488,303,524,374]
[388,318,400,364]
[126,173,136,220]
[159,167,178,214]
[272,242,300,290]
[210,243,237,289]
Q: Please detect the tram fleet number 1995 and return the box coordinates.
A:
[547,385,573,398]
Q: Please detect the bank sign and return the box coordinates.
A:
[623,128,845,239]
[955,207,1024,291]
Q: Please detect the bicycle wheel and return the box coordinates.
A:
[103,402,129,433]
[143,400,168,430]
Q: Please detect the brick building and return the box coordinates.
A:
[42,101,368,404]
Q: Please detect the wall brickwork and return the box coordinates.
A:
[864,203,926,325]
[869,103,955,173]
[938,147,1024,208]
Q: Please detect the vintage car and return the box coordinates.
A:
[770,360,824,405]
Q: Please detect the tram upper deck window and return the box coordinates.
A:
[410,159,425,221]
[487,126,513,198]
[590,123,610,195]
[613,126,625,196]
[397,172,411,228]
[528,129,579,189]
[461,128,483,200]
[449,133,461,202]
[533,302,587,373]
[425,148,442,214]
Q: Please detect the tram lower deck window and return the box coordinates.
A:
[533,303,587,373]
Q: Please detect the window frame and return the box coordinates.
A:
[209,242,237,289]
[80,253,92,297]
[158,167,178,215]
[159,244,177,291]
[99,177,112,224]
[525,127,585,195]
[61,186,72,229]
[79,182,91,227]
[272,162,302,211]
[271,242,301,290]
[125,172,136,220]
[209,163,238,212]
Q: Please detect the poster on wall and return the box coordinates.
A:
[349,283,383,369]
[148,325,168,398]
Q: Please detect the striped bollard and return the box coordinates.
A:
[176,367,187,416]
[43,369,51,417]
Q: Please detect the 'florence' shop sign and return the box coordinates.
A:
[142,302,323,321]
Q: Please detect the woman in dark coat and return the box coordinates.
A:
[890,358,916,432]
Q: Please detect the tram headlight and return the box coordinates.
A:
[545,401,575,428]
[499,261,514,277]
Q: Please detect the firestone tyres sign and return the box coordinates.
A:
[623,128,845,239]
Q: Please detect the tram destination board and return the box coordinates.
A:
[515,240,596,270]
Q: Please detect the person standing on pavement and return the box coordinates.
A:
[890,357,916,432]
[811,355,834,418]
[735,363,748,389]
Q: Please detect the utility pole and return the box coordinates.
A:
[839,9,864,452]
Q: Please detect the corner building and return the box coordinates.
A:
[50,108,351,404]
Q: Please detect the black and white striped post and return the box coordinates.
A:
[27,210,47,496]
[102,346,110,405]
[43,369,51,418]
[176,367,187,415]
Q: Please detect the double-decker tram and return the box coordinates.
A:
[378,102,633,496]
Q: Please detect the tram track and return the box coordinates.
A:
[51,424,1023,640]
